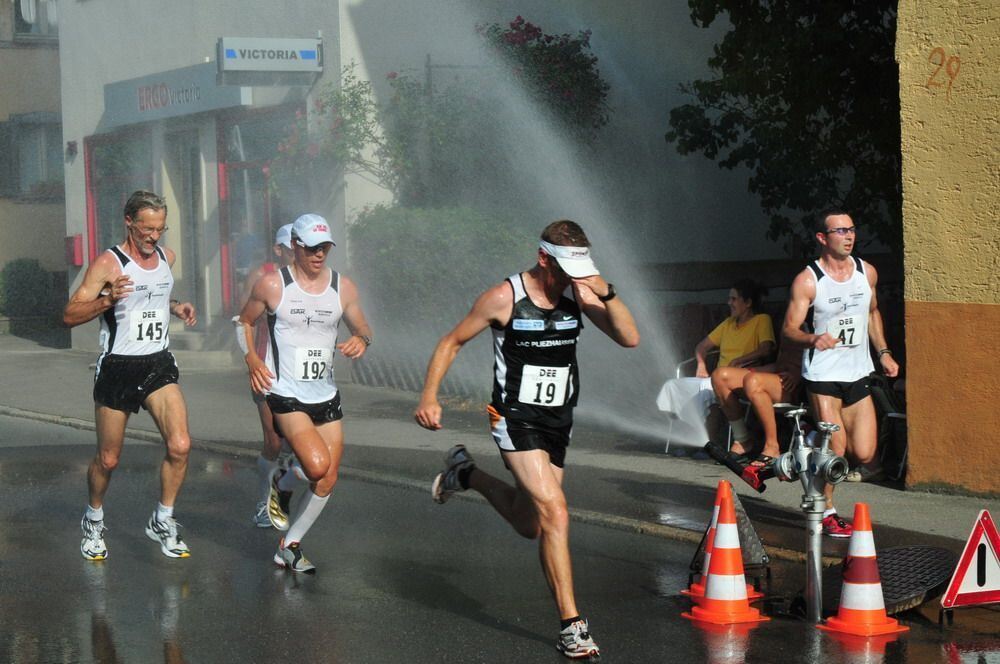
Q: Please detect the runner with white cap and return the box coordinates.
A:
[414,219,639,658]
[237,213,373,572]
[234,223,295,528]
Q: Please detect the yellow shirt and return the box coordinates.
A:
[708,313,775,368]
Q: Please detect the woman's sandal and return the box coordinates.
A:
[750,454,776,470]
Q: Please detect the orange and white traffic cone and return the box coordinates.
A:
[681,481,762,604]
[818,503,908,637]
[682,488,769,625]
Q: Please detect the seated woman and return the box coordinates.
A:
[711,339,803,468]
[656,279,774,449]
[694,279,775,378]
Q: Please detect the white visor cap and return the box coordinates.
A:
[539,240,600,278]
[274,223,293,249]
[292,213,335,248]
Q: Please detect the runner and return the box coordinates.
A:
[63,190,197,560]
[414,220,639,658]
[234,223,295,528]
[237,213,372,572]
[783,208,899,538]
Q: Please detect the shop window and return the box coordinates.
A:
[14,0,59,40]
[0,114,64,200]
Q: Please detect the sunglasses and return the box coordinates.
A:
[824,227,856,236]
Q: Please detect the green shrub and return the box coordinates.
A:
[0,259,59,318]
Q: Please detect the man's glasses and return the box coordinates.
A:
[824,226,856,236]
[132,225,168,237]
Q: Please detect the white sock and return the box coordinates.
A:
[823,508,836,518]
[278,462,306,492]
[284,490,330,545]
[86,505,104,521]
[156,503,174,522]
[729,419,750,443]
[257,455,279,502]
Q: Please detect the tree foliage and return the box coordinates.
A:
[665,1,901,254]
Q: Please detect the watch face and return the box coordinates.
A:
[361,335,372,346]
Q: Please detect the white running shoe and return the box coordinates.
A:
[267,468,292,531]
[81,515,108,561]
[557,619,600,659]
[273,539,316,574]
[145,514,191,558]
[431,444,475,505]
[252,501,272,528]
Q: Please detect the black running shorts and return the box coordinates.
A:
[93,349,180,413]
[488,405,571,468]
[266,392,343,424]
[804,376,871,407]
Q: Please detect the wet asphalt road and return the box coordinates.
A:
[1,415,998,663]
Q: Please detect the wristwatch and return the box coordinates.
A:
[360,335,372,347]
[598,283,617,302]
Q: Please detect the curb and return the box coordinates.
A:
[0,403,829,566]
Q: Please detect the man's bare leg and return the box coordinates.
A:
[145,384,192,508]
[809,392,848,512]
[89,406,129,508]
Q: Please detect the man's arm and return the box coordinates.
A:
[865,262,899,377]
[335,276,373,360]
[414,283,512,430]
[572,275,640,348]
[783,269,838,351]
[62,252,131,328]
[237,272,279,394]
[161,247,197,326]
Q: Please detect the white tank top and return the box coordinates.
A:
[99,246,173,357]
[266,266,343,403]
[801,257,875,382]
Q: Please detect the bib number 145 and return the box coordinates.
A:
[132,309,166,342]
[518,365,570,407]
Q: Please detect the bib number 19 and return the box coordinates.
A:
[518,365,570,407]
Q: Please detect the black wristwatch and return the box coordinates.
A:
[598,283,617,302]
[360,335,372,347]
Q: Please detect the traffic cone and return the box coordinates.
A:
[682,488,769,625]
[818,503,908,637]
[681,481,762,603]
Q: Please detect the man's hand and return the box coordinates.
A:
[172,302,197,326]
[336,335,368,360]
[414,398,443,430]
[880,353,899,378]
[104,275,134,304]
[571,275,610,300]
[245,354,275,395]
[811,332,840,351]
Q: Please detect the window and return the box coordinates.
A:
[14,0,59,39]
[0,113,64,200]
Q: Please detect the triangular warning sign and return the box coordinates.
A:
[941,509,1000,608]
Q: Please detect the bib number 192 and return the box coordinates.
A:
[295,347,331,381]
[518,365,569,407]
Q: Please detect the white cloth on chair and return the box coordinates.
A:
[656,376,715,418]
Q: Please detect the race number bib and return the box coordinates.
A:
[827,315,859,347]
[295,347,332,381]
[131,309,166,343]
[518,364,569,407]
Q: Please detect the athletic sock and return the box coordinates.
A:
[823,508,836,518]
[729,419,750,444]
[284,490,330,544]
[257,455,279,501]
[457,465,475,490]
[561,615,582,630]
[86,505,104,522]
[156,503,174,522]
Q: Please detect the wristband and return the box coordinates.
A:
[878,348,892,357]
[598,283,617,302]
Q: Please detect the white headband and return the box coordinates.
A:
[539,240,600,278]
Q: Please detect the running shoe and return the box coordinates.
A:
[145,514,191,558]
[556,618,600,659]
[431,444,475,504]
[273,539,316,574]
[81,515,108,561]
[822,513,853,538]
[252,500,272,528]
[267,468,293,531]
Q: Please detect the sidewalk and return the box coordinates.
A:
[1,332,995,561]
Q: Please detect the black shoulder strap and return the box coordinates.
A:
[330,269,340,293]
[110,246,130,268]
[280,266,294,286]
[853,256,864,274]
[807,260,823,282]
[155,246,166,261]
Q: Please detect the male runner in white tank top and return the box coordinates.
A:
[783,209,899,538]
[63,190,198,561]
[237,213,373,573]
[414,220,640,659]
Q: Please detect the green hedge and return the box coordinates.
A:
[348,206,534,338]
[0,259,61,318]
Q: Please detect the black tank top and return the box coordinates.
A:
[490,274,582,428]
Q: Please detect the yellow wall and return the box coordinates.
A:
[897,1,1000,494]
